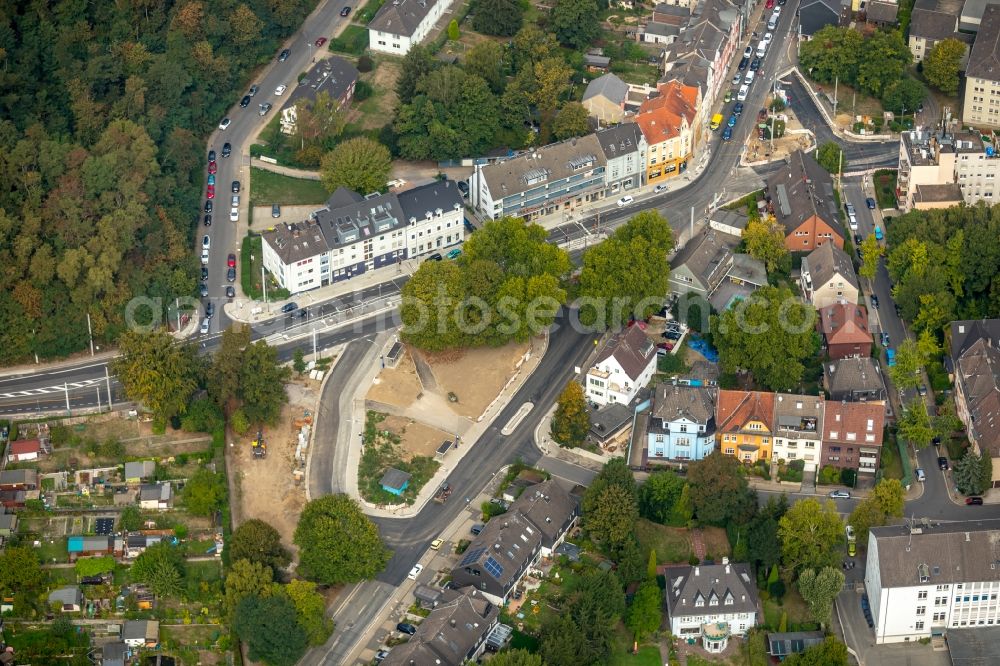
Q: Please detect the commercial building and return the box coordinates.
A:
[469,135,607,221]
[664,558,758,653]
[865,519,1000,643]
[263,181,464,294]
[963,5,1000,128]
[368,0,454,55]
[635,81,699,184]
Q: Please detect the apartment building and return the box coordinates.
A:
[866,519,1000,643]
[897,130,1000,212]
[963,5,1000,128]
[637,382,718,463]
[821,401,885,474]
[716,390,776,463]
[262,181,464,294]
[635,81,699,184]
[799,242,859,310]
[950,319,1000,484]
[595,122,647,195]
[908,0,972,63]
[367,0,454,55]
[585,325,658,407]
[771,393,824,471]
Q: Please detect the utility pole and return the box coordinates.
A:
[64,383,70,413]
[833,76,839,117]
[96,386,101,413]
[690,206,694,242]
[770,113,776,153]
[837,144,844,191]
[105,365,113,412]
[312,326,318,362]
[86,312,94,356]
[261,264,268,313]
[175,297,181,332]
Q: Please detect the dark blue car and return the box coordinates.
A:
[734,102,744,116]
[722,127,733,141]
[727,114,737,128]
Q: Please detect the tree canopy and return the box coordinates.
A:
[550,0,600,50]
[742,217,790,275]
[778,498,843,574]
[319,137,391,195]
[131,542,185,597]
[783,636,849,666]
[954,449,992,496]
[472,0,524,36]
[638,470,686,525]
[923,38,966,96]
[234,594,308,666]
[182,468,228,517]
[551,380,590,448]
[797,567,846,628]
[230,519,292,573]
[816,142,846,174]
[207,325,290,424]
[686,452,756,525]
[294,494,391,585]
[112,331,200,423]
[283,579,335,646]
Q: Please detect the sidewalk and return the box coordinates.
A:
[250,157,320,180]
[343,332,549,519]
[532,402,618,472]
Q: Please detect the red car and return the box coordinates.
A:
[315,37,327,47]
[765,0,774,7]
[207,184,215,199]
[208,160,217,174]
[227,253,237,268]
[656,342,674,352]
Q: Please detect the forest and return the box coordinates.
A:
[0,0,317,363]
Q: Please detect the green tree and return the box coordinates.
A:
[746,495,788,573]
[320,137,391,195]
[239,340,291,424]
[119,505,142,532]
[797,567,846,628]
[284,579,335,646]
[578,211,674,328]
[889,338,924,390]
[898,399,934,448]
[883,78,927,120]
[584,483,639,549]
[472,0,524,36]
[671,483,694,525]
[647,548,658,580]
[639,470,686,524]
[234,594,308,666]
[293,348,306,375]
[849,478,905,544]
[742,217,790,275]
[859,233,882,282]
[816,141,846,174]
[783,636,849,666]
[225,558,274,618]
[687,452,755,525]
[870,477,905,518]
[131,542,184,597]
[778,498,843,574]
[290,91,346,159]
[923,38,965,95]
[447,18,460,40]
[626,580,663,640]
[208,324,252,414]
[550,0,600,49]
[396,45,438,104]
[488,650,543,666]
[858,30,912,99]
[75,556,115,577]
[111,330,200,423]
[294,494,392,585]
[712,286,818,391]
[465,41,506,93]
[230,519,292,573]
[551,380,590,448]
[847,498,884,547]
[954,449,990,495]
[552,102,591,141]
[0,546,45,594]
[182,468,228,516]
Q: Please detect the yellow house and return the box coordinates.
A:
[635,81,699,185]
[716,390,776,463]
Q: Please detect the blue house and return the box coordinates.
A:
[629,383,716,469]
[380,468,411,496]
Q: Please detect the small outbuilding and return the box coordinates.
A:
[380,468,411,496]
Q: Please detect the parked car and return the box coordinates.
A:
[938,456,949,470]
[222,142,231,158]
[272,204,281,218]
[225,285,236,299]
[737,84,749,101]
[232,180,241,193]
[275,84,287,95]
[916,467,926,481]
[374,649,389,663]
[866,197,877,209]
[201,248,210,264]
[446,248,462,259]
[341,6,352,16]
[205,301,215,318]
[259,102,272,116]
[732,72,742,85]
[248,84,259,96]
[208,160,217,174]
[199,283,209,298]
[200,318,211,334]
[227,253,236,268]
[870,294,879,309]
[727,114,737,128]
[218,117,231,130]
[854,234,862,245]
[226,267,236,282]
[722,127,733,141]
[278,48,290,62]
[201,266,209,280]
[724,90,732,103]
[407,564,423,580]
[208,150,216,162]
[617,195,634,207]
[874,225,883,240]
[654,183,668,193]
[881,331,890,347]
[424,253,443,262]
[738,56,749,71]
[966,496,984,505]
[750,57,761,72]
[396,623,417,635]
[829,490,851,499]
[204,200,213,213]
[229,207,239,222]
[281,302,299,313]
[430,539,444,551]
[471,524,484,535]
[314,37,327,47]
[845,202,856,215]
[203,214,212,227]
[206,184,215,199]
[918,384,928,396]
[743,46,753,59]
[240,95,251,108]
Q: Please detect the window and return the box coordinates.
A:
[933,612,946,622]
[915,621,924,630]
[916,606,926,616]
[918,591,928,600]
[935,597,947,606]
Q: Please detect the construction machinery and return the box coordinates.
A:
[252,429,267,459]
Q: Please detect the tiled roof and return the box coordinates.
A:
[966,4,1000,80]
[818,303,870,345]
[716,390,775,433]
[870,519,1000,588]
[636,81,698,145]
[824,356,884,396]
[909,0,962,41]
[478,134,606,199]
[670,230,734,291]
[951,319,1000,361]
[594,325,657,382]
[773,393,824,437]
[651,383,717,428]
[664,560,759,619]
[866,1,899,23]
[583,73,629,105]
[283,56,359,111]
[823,401,884,447]
[764,150,841,240]
[510,479,579,547]
[368,0,440,37]
[804,241,858,291]
[9,439,40,455]
[956,338,1000,455]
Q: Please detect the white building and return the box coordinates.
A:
[865,519,1000,644]
[664,558,759,653]
[585,325,657,407]
[771,393,824,472]
[595,123,647,194]
[368,0,454,56]
[262,181,464,294]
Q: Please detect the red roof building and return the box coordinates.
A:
[7,439,41,463]
[817,303,873,360]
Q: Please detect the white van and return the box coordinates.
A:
[201,248,210,264]
[767,14,778,30]
[744,70,756,86]
[756,41,767,58]
[737,84,750,101]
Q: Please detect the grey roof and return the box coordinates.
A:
[123,620,159,642]
[947,626,1000,666]
[380,467,411,490]
[382,587,498,666]
[644,22,679,37]
[584,54,611,68]
[910,0,963,41]
[554,542,581,561]
[263,218,331,266]
[962,0,997,27]
[799,0,847,36]
[589,401,637,442]
[728,253,768,287]
[48,586,82,606]
[595,122,644,160]
[869,519,1000,588]
[124,460,155,480]
[139,483,171,502]
[0,511,16,531]
[804,241,858,291]
[965,5,1000,81]
[955,338,1000,456]
[671,230,735,291]
[914,183,964,203]
[583,73,629,105]
[414,584,444,605]
[951,319,1000,361]
[368,0,440,37]
[313,189,406,247]
[594,324,657,382]
[509,479,579,548]
[478,134,607,199]
[0,468,37,486]
[652,3,692,24]
[825,356,884,395]
[102,642,128,666]
[767,631,825,656]
[395,179,464,223]
[284,56,359,110]
[650,383,717,429]
[765,151,841,240]
[773,393,824,436]
[710,208,750,234]
[867,1,900,23]
[664,560,759,619]
[457,510,543,589]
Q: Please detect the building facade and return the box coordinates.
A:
[716,390,776,463]
[582,73,630,125]
[595,123,647,194]
[664,559,759,652]
[963,5,1000,127]
[800,243,859,309]
[279,57,359,135]
[950,320,1000,479]
[644,383,717,461]
[367,0,454,55]
[821,401,884,473]
[771,393,824,471]
[764,151,844,252]
[635,81,699,184]
[263,181,464,294]
[818,303,872,360]
[586,325,658,406]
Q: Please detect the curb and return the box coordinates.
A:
[303,343,347,503]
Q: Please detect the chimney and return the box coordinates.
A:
[722,556,730,565]
[450,619,456,628]
[695,566,700,576]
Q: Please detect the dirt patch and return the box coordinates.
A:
[425,341,530,419]
[366,351,423,408]
[700,526,732,560]
[381,415,452,459]
[347,61,400,131]
[229,380,317,560]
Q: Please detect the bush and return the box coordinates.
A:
[357,55,373,72]
[817,465,842,485]
[354,80,373,101]
[840,468,857,487]
[481,501,508,521]
[769,579,786,600]
[788,459,805,472]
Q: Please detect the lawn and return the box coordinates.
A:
[609,645,662,666]
[330,25,369,56]
[634,518,692,564]
[873,169,898,209]
[240,233,290,301]
[354,0,385,24]
[879,438,904,480]
[763,585,818,632]
[35,536,68,564]
[248,167,328,206]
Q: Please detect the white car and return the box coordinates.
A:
[201,248,210,264]
[200,317,211,334]
[737,84,750,101]
[756,41,767,58]
[772,7,781,17]
[732,72,742,85]
[231,195,240,207]
[230,207,239,222]
[408,564,423,580]
[654,184,668,194]
[202,234,211,250]
[849,214,858,230]
[617,195,634,207]
[218,117,231,130]
[744,70,756,86]
[763,32,773,44]
[743,46,753,59]
[275,84,287,96]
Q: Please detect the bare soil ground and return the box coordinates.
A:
[745,107,813,163]
[701,526,732,559]
[424,341,530,419]
[348,61,400,131]
[366,351,423,408]
[229,380,317,560]
[381,415,452,459]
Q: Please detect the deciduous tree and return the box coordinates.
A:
[686,452,755,525]
[584,483,639,549]
[897,399,934,448]
[320,137,391,195]
[783,636,849,666]
[888,338,924,390]
[230,519,291,573]
[294,494,392,585]
[225,558,274,617]
[396,45,438,104]
[550,0,600,50]
[849,478,905,544]
[923,38,965,95]
[119,506,142,532]
[131,542,184,597]
[234,594,308,666]
[816,141,846,174]
[778,498,843,574]
[858,233,882,282]
[797,567,846,628]
[284,579,334,646]
[742,217,790,275]
[182,468,228,517]
[639,470,686,524]
[112,331,200,423]
[552,102,591,141]
[208,324,251,413]
[472,0,524,36]
[626,580,663,640]
[0,546,45,594]
[551,380,590,448]
[239,340,291,424]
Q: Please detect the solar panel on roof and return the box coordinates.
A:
[484,556,503,579]
[460,547,486,568]
[95,518,114,535]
